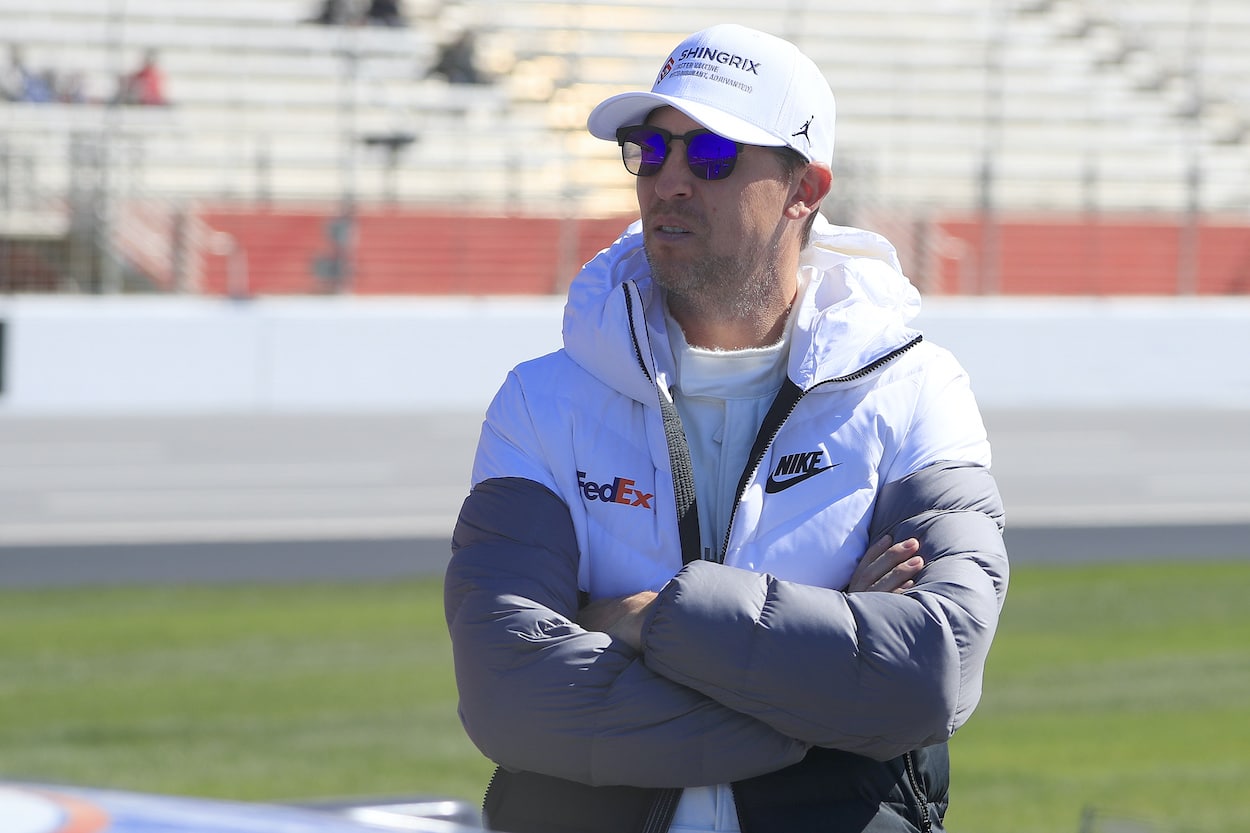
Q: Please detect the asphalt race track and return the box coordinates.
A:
[2,409,1248,587]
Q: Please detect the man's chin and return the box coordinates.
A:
[644,243,696,278]
[643,256,689,293]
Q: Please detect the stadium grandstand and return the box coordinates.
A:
[1,0,1248,296]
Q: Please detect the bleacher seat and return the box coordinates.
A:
[1,0,1247,221]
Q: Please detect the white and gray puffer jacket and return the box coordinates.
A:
[446,217,1009,833]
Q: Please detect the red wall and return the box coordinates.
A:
[196,206,636,296]
[195,206,1250,296]
[936,215,1250,295]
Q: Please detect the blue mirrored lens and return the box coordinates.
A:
[635,132,667,174]
[686,132,739,180]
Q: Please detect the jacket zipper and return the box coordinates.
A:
[903,751,933,833]
[717,334,924,562]
[481,765,499,826]
[624,282,693,832]
[623,282,656,384]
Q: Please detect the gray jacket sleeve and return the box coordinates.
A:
[637,460,1008,762]
[444,476,809,788]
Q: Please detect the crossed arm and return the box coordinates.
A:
[578,534,923,649]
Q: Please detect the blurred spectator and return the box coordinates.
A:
[308,0,356,25]
[2,44,56,102]
[56,71,87,104]
[365,0,405,27]
[428,30,486,85]
[115,49,169,106]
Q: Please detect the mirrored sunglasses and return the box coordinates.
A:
[616,125,744,181]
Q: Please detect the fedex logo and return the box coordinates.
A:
[577,471,654,508]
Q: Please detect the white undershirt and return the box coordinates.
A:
[661,291,800,833]
[665,311,792,562]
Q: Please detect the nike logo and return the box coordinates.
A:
[764,451,838,493]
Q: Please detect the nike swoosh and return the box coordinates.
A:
[764,463,838,494]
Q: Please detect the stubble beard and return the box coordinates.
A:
[645,240,782,324]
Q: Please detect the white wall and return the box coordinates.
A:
[914,296,1250,410]
[2,294,1248,416]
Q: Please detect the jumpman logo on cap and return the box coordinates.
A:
[791,116,814,145]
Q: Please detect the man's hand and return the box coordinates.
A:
[577,591,658,651]
[848,535,923,593]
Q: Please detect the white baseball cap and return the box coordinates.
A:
[587,24,836,165]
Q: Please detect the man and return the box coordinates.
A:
[445,23,1008,833]
[117,49,168,107]
[2,45,53,103]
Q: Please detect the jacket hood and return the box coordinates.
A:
[562,215,922,400]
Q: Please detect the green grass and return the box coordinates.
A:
[0,580,494,804]
[947,561,1250,833]
[2,561,1248,832]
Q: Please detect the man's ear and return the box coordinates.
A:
[786,163,833,219]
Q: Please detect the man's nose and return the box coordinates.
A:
[649,142,694,199]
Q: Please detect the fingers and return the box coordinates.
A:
[848,535,923,594]
[577,592,657,652]
[860,532,894,563]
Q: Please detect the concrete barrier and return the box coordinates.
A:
[1,294,1248,415]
